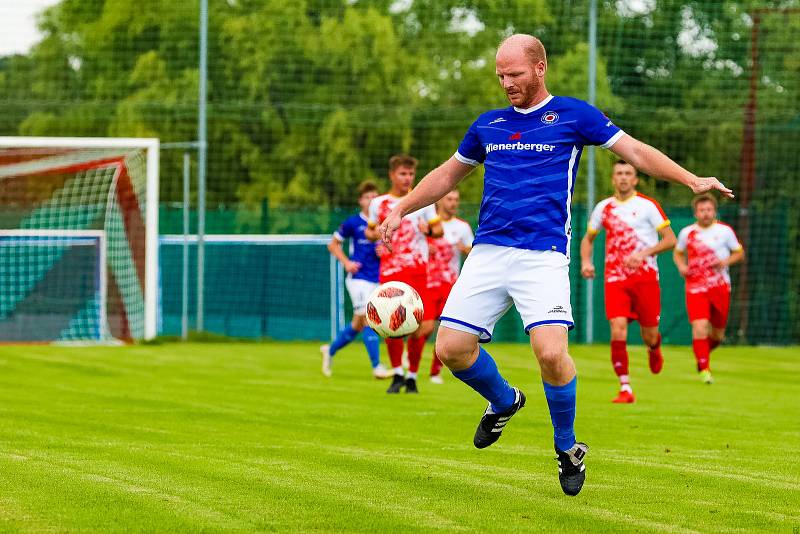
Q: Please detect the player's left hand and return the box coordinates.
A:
[691,177,734,198]
[344,260,361,274]
[378,210,403,252]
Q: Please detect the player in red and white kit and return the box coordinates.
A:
[425,190,474,384]
[674,194,744,384]
[580,160,676,403]
[366,154,443,394]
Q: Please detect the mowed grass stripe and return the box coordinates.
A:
[0,342,797,532]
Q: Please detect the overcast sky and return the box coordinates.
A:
[0,0,60,56]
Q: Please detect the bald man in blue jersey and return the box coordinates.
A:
[378,34,733,496]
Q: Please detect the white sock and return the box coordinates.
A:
[406,371,417,380]
[393,366,404,376]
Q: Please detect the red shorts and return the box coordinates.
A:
[427,282,454,320]
[380,271,437,321]
[605,278,661,327]
[686,285,731,328]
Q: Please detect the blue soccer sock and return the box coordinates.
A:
[543,376,577,452]
[329,325,358,357]
[361,326,381,368]
[452,347,516,412]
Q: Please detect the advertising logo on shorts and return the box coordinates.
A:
[541,111,559,124]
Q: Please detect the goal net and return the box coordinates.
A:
[0,137,158,343]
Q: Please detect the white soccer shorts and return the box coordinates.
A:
[345,277,378,315]
[439,244,574,342]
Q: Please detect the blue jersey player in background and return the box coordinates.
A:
[378,34,733,496]
[321,181,392,379]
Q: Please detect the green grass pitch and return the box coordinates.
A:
[0,341,797,532]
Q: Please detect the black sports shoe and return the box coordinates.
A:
[555,442,589,496]
[386,374,405,394]
[404,377,418,393]
[473,388,526,449]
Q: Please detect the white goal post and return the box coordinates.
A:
[0,137,159,342]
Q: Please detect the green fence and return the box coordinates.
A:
[158,203,796,345]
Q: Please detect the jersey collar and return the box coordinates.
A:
[513,94,554,115]
[613,191,638,204]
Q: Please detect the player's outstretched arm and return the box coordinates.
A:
[610,135,734,198]
[379,157,474,249]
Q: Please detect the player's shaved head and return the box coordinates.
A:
[495,34,549,108]
[497,34,547,67]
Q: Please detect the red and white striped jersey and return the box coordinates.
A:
[588,192,670,283]
[427,217,474,288]
[676,222,742,293]
[368,194,439,278]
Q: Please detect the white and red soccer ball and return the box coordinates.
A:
[365,281,424,338]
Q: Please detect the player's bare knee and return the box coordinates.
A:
[434,340,465,367]
[534,345,568,369]
[609,317,627,340]
[610,326,627,340]
[352,315,367,331]
[435,330,476,368]
[691,320,710,339]
[641,328,659,346]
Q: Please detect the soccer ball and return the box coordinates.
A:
[365,281,424,338]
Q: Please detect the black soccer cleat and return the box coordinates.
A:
[473,388,526,449]
[386,374,405,394]
[404,377,418,394]
[555,442,589,496]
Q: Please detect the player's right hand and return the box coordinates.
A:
[676,264,688,277]
[581,262,595,279]
[378,210,403,252]
[691,176,734,198]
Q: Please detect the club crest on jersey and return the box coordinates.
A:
[509,131,522,140]
[541,111,559,124]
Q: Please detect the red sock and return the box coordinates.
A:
[693,338,710,371]
[385,337,404,369]
[709,338,721,352]
[430,346,444,376]
[407,335,427,373]
[611,340,629,376]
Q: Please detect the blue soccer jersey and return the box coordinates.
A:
[455,95,624,255]
[334,213,380,283]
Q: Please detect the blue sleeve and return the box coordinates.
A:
[455,119,485,165]
[577,102,623,148]
[336,217,353,240]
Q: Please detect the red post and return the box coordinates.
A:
[736,12,760,341]
[737,8,800,342]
